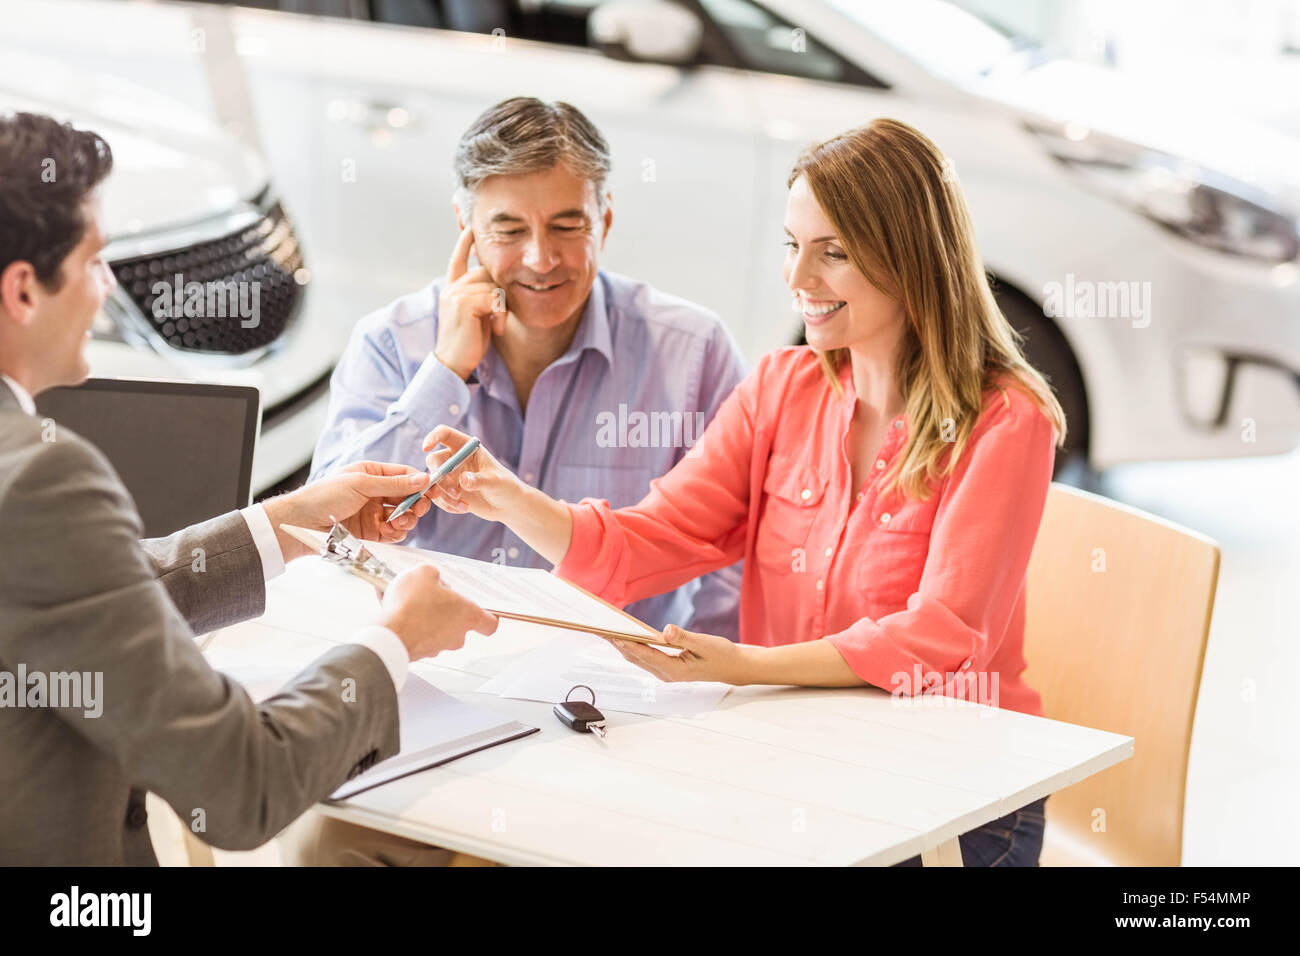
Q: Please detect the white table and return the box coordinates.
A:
[204,560,1133,866]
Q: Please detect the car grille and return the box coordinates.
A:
[110,202,306,354]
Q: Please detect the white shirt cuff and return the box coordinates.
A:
[240,504,286,582]
[348,624,409,693]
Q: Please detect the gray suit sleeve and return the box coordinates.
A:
[140,512,266,636]
[0,435,401,850]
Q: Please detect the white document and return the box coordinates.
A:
[478,632,731,718]
[366,539,661,639]
[330,674,537,800]
[281,527,662,642]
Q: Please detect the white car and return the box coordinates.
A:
[0,49,354,495]
[10,0,1300,475]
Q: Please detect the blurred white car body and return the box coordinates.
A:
[7,0,1299,473]
[0,46,343,494]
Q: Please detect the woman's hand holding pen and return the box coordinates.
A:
[421,425,520,521]
[421,425,574,564]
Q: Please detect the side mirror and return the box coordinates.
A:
[589,0,704,66]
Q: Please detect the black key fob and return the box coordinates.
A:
[553,700,606,734]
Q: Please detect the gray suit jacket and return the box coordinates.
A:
[0,383,400,865]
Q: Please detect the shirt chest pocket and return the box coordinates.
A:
[755,455,827,573]
[858,497,938,603]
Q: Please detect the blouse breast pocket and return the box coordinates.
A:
[754,454,827,573]
[859,497,938,605]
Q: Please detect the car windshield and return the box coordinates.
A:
[822,0,1044,81]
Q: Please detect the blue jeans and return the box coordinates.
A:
[892,796,1048,867]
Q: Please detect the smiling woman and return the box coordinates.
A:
[786,119,1065,500]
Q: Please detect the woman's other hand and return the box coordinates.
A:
[606,624,758,686]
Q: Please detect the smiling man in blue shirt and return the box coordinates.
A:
[311,97,746,642]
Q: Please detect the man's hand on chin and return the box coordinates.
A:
[262,462,434,562]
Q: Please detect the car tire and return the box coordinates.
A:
[993,281,1095,489]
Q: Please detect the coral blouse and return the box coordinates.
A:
[554,347,1056,716]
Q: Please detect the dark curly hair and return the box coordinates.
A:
[0,112,114,292]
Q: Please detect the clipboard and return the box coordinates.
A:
[280,523,674,648]
[327,675,539,801]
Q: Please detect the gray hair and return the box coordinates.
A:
[452,97,612,217]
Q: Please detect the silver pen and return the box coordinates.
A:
[388,436,482,522]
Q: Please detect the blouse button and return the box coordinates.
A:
[824,546,833,558]
[800,488,812,501]
[880,512,892,524]
[507,547,520,560]
[524,472,535,483]
[893,419,904,430]
[962,659,972,670]
[815,579,824,591]
[875,459,885,470]
[449,403,461,416]
[856,491,865,501]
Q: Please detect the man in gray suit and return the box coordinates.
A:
[0,111,497,865]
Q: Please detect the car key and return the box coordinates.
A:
[555,685,607,738]
[554,699,607,737]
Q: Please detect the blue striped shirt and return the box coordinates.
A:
[311,269,747,639]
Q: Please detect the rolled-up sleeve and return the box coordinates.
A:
[311,297,476,480]
[388,352,473,436]
[825,393,1057,693]
[679,322,748,639]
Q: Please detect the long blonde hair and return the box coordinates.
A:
[788,118,1065,500]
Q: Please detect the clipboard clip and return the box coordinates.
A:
[320,518,398,591]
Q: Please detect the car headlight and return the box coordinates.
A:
[1029,120,1300,263]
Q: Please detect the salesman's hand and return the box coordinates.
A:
[380,564,499,661]
[434,226,513,381]
[605,625,758,686]
[421,425,526,523]
[264,461,436,562]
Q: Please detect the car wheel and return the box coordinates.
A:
[993,282,1095,488]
